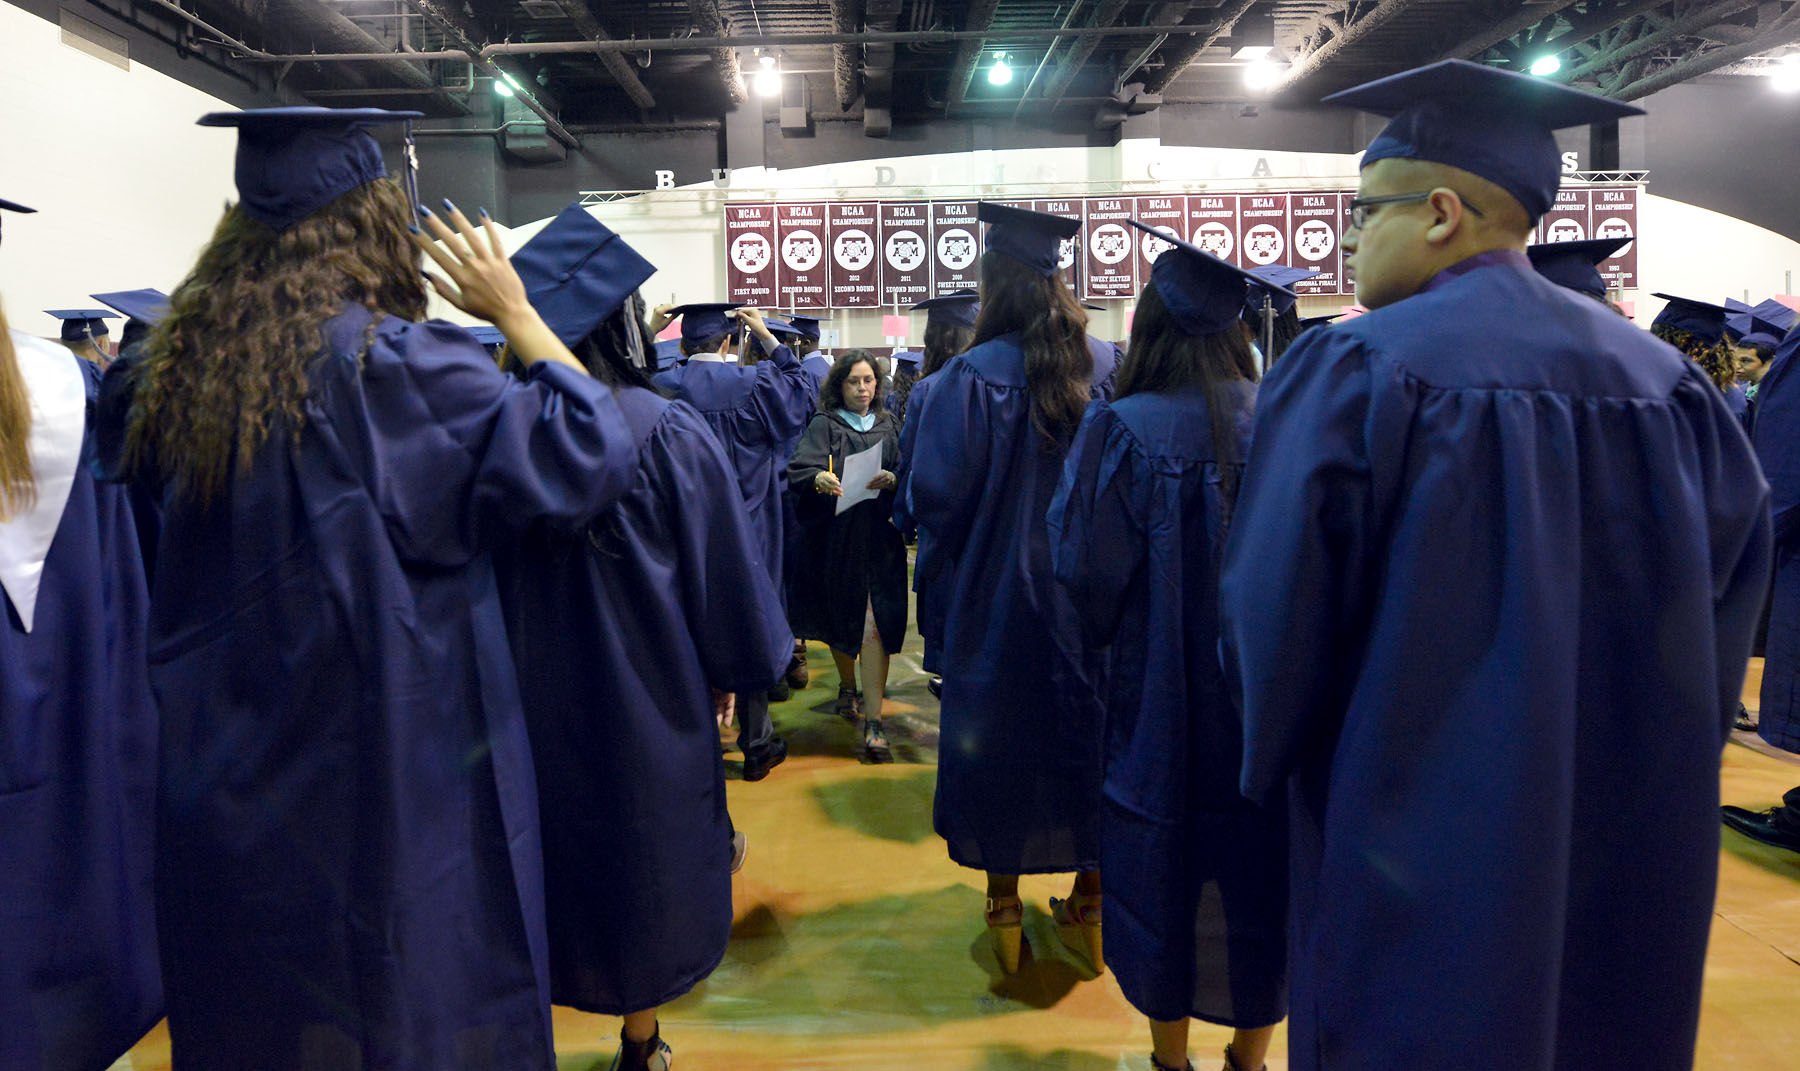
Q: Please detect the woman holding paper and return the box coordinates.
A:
[788,350,907,762]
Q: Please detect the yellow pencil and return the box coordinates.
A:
[828,456,834,477]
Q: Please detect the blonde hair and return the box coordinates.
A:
[0,302,36,521]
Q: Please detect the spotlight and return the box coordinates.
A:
[1773,54,1800,93]
[493,71,521,98]
[988,53,1013,86]
[1244,58,1284,90]
[1529,55,1562,77]
[754,51,782,97]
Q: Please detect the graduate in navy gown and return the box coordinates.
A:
[92,288,173,359]
[2,288,162,1071]
[97,108,642,1070]
[1524,236,1629,306]
[1653,292,1744,416]
[499,204,788,1071]
[1219,63,1771,1071]
[894,290,979,699]
[909,203,1107,975]
[1730,322,1800,851]
[759,314,821,698]
[1050,228,1288,1071]
[653,301,811,780]
[44,308,118,366]
[1241,264,1315,370]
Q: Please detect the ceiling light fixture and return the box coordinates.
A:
[1529,54,1562,77]
[754,51,781,97]
[988,52,1014,86]
[1772,53,1800,93]
[1244,57,1284,91]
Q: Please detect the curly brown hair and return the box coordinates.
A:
[0,302,35,520]
[1652,325,1736,392]
[819,349,886,414]
[123,178,426,501]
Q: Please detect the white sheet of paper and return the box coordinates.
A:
[835,442,885,516]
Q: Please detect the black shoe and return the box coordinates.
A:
[1735,703,1757,732]
[741,737,789,782]
[927,676,943,700]
[767,680,792,703]
[607,1025,672,1071]
[785,649,809,690]
[1722,804,1800,853]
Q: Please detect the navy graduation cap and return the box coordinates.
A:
[979,202,1081,277]
[1127,220,1293,336]
[654,337,686,369]
[762,315,796,337]
[90,288,170,326]
[1651,293,1731,344]
[1246,264,1319,316]
[510,203,655,347]
[1525,237,1629,299]
[912,289,980,328]
[788,315,822,341]
[0,196,34,214]
[1299,313,1344,331]
[1752,298,1797,335]
[665,302,747,347]
[467,325,506,349]
[197,107,424,232]
[1724,298,1753,342]
[892,349,923,368]
[1323,59,1643,222]
[45,309,119,342]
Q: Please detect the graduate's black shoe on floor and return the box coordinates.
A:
[1221,1043,1265,1071]
[766,680,792,703]
[927,676,943,700]
[1735,703,1757,731]
[1722,804,1800,853]
[785,647,809,690]
[607,1026,672,1071]
[741,737,788,782]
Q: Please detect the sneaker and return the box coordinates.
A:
[862,718,892,763]
[741,736,789,782]
[608,1027,673,1071]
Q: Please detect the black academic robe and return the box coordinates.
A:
[786,408,908,656]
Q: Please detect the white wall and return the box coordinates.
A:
[1637,195,1800,319]
[0,3,237,338]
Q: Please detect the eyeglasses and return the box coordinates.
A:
[1347,190,1486,230]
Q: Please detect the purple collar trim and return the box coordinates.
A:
[1422,249,1533,293]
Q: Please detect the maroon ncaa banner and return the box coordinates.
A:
[724,203,778,306]
[827,202,881,308]
[1133,195,1188,283]
[1082,197,1138,301]
[775,203,829,310]
[930,201,981,297]
[1537,188,1591,244]
[1239,193,1291,270]
[1034,198,1085,292]
[878,201,932,306]
[1287,191,1346,295]
[1186,195,1240,265]
[1588,186,1639,292]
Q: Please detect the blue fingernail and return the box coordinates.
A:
[478,207,490,219]
[408,223,421,234]
[416,205,432,218]
[442,198,455,212]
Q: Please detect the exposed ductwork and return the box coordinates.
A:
[689,0,748,104]
[551,0,657,111]
[863,0,904,137]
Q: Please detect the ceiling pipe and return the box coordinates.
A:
[1139,0,1260,95]
[1040,0,1131,107]
[944,0,1003,114]
[551,0,656,110]
[221,21,1213,65]
[402,0,578,147]
[1270,0,1437,93]
[1013,1,1090,120]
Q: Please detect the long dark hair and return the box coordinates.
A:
[819,349,885,414]
[921,320,975,378]
[0,302,33,520]
[972,251,1091,445]
[1242,304,1302,368]
[572,292,662,393]
[125,178,426,501]
[1117,281,1258,517]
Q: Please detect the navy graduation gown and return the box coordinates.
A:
[97,309,641,1071]
[1086,335,1120,401]
[2,341,161,1071]
[1048,387,1285,1028]
[909,334,1106,873]
[497,387,788,1016]
[894,373,945,671]
[653,348,814,590]
[1219,254,1770,1071]
[1751,327,1800,752]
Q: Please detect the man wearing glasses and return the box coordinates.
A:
[1219,61,1770,1071]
